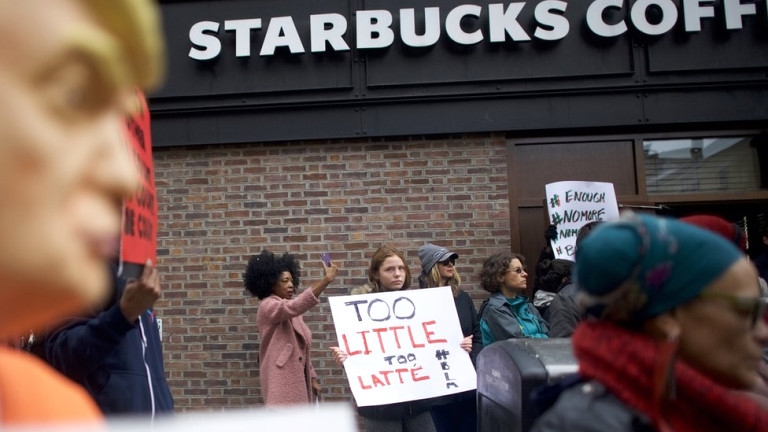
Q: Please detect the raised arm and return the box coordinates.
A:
[258,259,339,324]
[310,259,338,298]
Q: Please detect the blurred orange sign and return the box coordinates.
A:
[121,90,157,267]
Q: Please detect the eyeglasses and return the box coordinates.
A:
[698,292,768,328]
[504,266,527,275]
[438,259,456,267]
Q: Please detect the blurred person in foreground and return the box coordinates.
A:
[753,228,768,284]
[40,261,174,418]
[245,250,338,406]
[0,0,164,424]
[532,213,768,432]
[680,214,768,397]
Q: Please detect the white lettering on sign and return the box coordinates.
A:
[401,7,442,47]
[534,1,569,41]
[310,14,351,52]
[723,0,758,29]
[225,19,263,57]
[684,0,716,32]
[586,0,627,37]
[187,1,768,60]
[445,5,484,45]
[260,16,305,56]
[488,3,529,42]
[189,21,221,60]
[357,10,395,49]
[632,0,677,36]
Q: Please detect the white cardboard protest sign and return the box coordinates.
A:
[8,404,357,432]
[329,286,476,407]
[545,181,620,261]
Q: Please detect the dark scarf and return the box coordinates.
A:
[573,321,768,432]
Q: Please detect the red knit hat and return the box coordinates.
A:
[679,215,747,252]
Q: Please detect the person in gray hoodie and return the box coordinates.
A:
[418,243,481,432]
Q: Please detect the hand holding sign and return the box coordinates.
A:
[120,260,161,323]
[545,181,620,260]
[121,90,158,279]
[460,335,472,353]
[330,346,348,365]
[329,287,476,407]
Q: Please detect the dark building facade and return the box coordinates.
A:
[151,0,768,413]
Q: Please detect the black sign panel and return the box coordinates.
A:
[152,0,768,146]
[362,0,633,88]
[157,0,354,98]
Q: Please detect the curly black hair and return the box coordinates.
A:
[244,250,301,299]
[536,259,574,293]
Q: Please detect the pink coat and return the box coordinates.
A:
[256,288,319,406]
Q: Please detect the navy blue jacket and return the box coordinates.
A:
[43,266,174,416]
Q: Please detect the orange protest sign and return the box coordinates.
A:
[121,90,157,269]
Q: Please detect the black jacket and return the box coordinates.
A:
[358,398,434,421]
[42,265,174,416]
[531,380,653,432]
[454,290,483,365]
[547,283,581,338]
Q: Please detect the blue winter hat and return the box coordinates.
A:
[575,212,743,323]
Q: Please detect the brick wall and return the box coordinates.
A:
[153,133,512,414]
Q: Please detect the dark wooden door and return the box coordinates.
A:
[507,137,642,293]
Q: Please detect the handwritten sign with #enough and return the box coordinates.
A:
[329,286,476,407]
[545,181,619,261]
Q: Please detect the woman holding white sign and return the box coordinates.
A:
[245,250,338,406]
[478,252,549,346]
[331,245,436,432]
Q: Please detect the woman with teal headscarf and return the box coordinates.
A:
[478,252,548,346]
[533,213,768,432]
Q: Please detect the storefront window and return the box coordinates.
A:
[644,136,762,194]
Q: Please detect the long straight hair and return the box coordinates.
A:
[424,265,461,297]
[368,245,412,292]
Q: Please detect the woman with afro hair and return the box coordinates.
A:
[244,250,338,406]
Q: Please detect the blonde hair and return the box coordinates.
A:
[80,0,165,90]
[425,265,461,297]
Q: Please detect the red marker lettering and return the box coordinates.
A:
[358,376,372,390]
[407,325,425,348]
[379,370,393,385]
[357,330,371,355]
[371,327,389,353]
[423,320,447,344]
[389,325,405,349]
[411,366,430,382]
[342,334,361,356]
[395,368,410,384]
